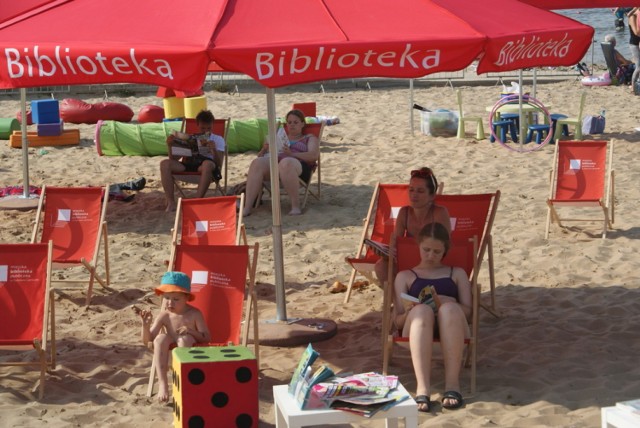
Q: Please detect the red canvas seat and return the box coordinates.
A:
[344,183,411,303]
[382,235,479,394]
[31,186,110,306]
[171,196,246,246]
[435,192,500,316]
[147,243,260,397]
[545,140,614,239]
[292,102,316,118]
[0,242,56,399]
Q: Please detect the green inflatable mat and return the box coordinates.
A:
[95,118,268,156]
[0,118,20,140]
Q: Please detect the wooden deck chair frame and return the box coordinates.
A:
[554,92,586,142]
[381,235,479,394]
[0,242,56,399]
[343,182,445,304]
[256,122,325,210]
[173,117,231,197]
[456,89,485,139]
[147,243,260,397]
[545,140,614,239]
[31,185,111,306]
[435,192,501,317]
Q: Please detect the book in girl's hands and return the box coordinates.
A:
[401,285,440,312]
[364,239,389,257]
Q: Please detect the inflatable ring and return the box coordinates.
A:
[489,94,552,153]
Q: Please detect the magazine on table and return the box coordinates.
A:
[364,239,389,257]
[329,388,410,418]
[288,345,410,413]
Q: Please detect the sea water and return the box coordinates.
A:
[558,8,636,67]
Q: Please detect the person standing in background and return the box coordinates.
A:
[627,7,640,90]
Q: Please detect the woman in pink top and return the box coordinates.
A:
[243,109,319,216]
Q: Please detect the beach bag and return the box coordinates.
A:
[582,115,605,135]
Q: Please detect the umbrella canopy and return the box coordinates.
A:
[208,0,594,84]
[520,1,637,8]
[0,0,594,322]
[0,0,221,91]
[0,0,594,91]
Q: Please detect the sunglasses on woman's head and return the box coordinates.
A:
[411,168,433,178]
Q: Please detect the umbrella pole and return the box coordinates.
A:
[518,70,524,151]
[409,79,414,135]
[266,88,287,322]
[21,88,30,198]
[257,88,338,348]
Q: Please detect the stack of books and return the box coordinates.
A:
[288,344,410,417]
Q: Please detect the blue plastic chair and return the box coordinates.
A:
[526,124,551,144]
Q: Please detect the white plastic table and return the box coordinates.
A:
[601,406,640,428]
[273,383,418,428]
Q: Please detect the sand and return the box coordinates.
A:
[1,77,640,427]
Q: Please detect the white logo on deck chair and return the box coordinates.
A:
[57,209,71,222]
[190,270,208,292]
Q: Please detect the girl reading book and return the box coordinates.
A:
[392,222,472,413]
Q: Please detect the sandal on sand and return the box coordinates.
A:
[442,390,464,410]
[414,395,431,413]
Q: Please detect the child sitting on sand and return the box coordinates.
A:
[139,271,210,402]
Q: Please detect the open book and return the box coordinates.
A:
[401,285,440,312]
[364,239,389,257]
[170,136,198,158]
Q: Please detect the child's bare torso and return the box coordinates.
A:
[159,306,200,340]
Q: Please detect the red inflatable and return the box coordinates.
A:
[60,98,134,124]
[15,109,33,125]
[138,105,165,123]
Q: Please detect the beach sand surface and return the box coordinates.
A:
[1,79,640,427]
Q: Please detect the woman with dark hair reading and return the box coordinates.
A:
[374,167,451,286]
[393,222,471,412]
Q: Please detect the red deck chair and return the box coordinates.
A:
[0,242,56,399]
[147,243,260,397]
[382,235,479,394]
[257,122,325,210]
[436,192,500,317]
[344,183,410,303]
[173,117,231,197]
[168,195,247,264]
[31,185,110,306]
[292,102,317,118]
[545,140,614,239]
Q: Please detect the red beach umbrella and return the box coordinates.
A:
[0,0,594,322]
